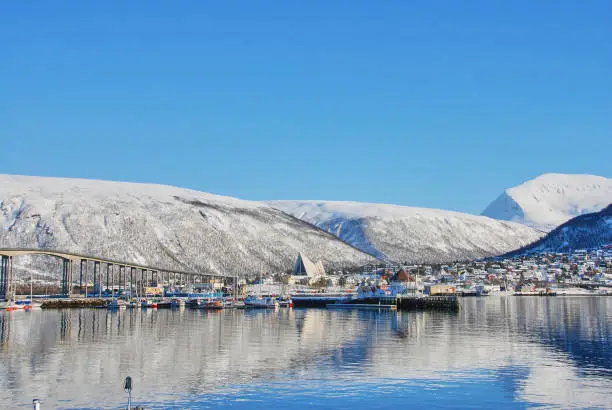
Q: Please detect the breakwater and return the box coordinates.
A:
[41,299,107,309]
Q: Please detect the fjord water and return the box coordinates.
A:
[0,298,610,409]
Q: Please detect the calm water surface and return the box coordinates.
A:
[0,297,610,409]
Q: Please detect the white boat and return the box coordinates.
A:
[0,301,25,311]
[244,295,279,308]
[17,300,42,310]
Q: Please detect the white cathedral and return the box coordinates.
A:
[291,252,326,284]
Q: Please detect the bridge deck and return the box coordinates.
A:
[0,248,230,278]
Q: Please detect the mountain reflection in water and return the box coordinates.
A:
[0,297,610,409]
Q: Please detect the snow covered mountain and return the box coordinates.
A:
[266,201,543,263]
[482,173,612,232]
[504,204,612,256]
[0,175,377,277]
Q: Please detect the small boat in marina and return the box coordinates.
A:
[127,299,142,309]
[0,301,25,311]
[107,299,127,310]
[186,298,208,309]
[199,298,223,310]
[244,295,279,309]
[290,290,355,307]
[223,298,245,309]
[277,296,293,308]
[171,298,186,309]
[141,299,154,308]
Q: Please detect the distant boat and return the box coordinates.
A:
[141,299,156,308]
[199,299,223,310]
[107,299,127,310]
[0,301,24,311]
[18,300,42,310]
[277,296,293,308]
[244,295,279,308]
[127,299,142,309]
[290,291,354,307]
[171,298,186,309]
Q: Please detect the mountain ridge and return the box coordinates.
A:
[482,173,612,231]
[503,203,612,256]
[0,174,379,277]
[267,200,543,263]
[0,174,545,273]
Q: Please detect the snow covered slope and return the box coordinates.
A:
[267,201,543,263]
[482,174,612,231]
[0,175,377,276]
[504,204,612,256]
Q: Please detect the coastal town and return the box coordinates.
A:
[2,244,610,314]
[253,246,612,298]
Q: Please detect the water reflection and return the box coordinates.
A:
[0,297,609,409]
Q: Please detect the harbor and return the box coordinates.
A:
[3,247,610,315]
[1,296,610,409]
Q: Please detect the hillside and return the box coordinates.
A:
[504,204,612,256]
[267,200,543,263]
[482,173,612,231]
[0,175,377,277]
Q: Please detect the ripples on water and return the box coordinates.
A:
[0,297,610,409]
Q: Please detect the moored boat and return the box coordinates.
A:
[277,296,293,308]
[244,295,279,308]
[171,298,186,308]
[127,299,142,309]
[107,299,127,310]
[0,301,27,311]
[290,291,354,307]
[199,298,223,310]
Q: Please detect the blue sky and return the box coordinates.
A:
[1,1,610,214]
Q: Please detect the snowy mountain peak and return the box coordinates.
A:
[482,173,612,231]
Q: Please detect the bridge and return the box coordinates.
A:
[0,248,236,301]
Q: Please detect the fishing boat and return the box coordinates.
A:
[244,295,279,308]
